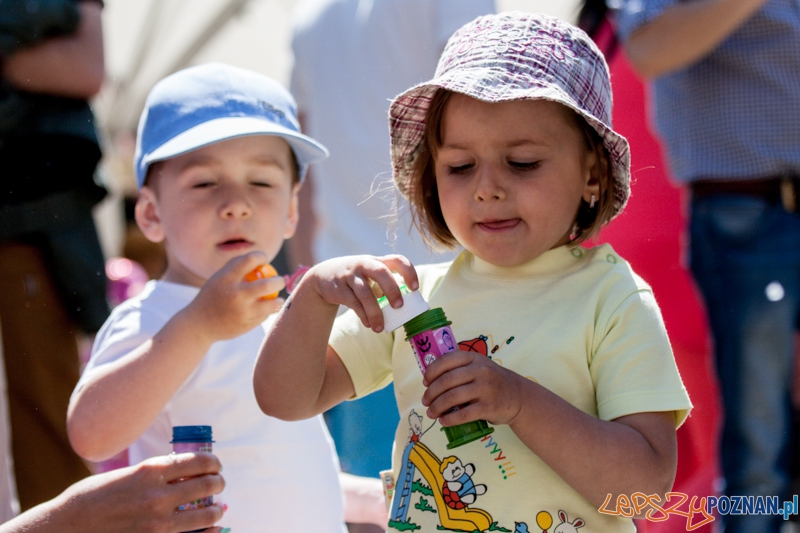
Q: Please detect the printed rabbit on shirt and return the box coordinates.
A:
[554,510,584,533]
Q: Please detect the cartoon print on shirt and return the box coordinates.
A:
[390,335,587,532]
[458,334,516,360]
[389,410,495,532]
[440,456,487,509]
[553,510,584,533]
[408,410,424,443]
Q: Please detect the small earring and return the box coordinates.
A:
[589,194,596,209]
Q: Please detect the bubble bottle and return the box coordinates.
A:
[172,425,214,532]
[379,286,494,449]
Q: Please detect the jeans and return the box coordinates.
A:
[690,193,800,533]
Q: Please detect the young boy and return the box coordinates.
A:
[67,63,359,532]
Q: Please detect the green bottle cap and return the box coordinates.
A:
[403,308,451,340]
[442,420,495,449]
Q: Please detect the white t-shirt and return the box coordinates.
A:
[290,0,495,264]
[77,280,345,532]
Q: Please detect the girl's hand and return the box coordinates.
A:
[307,255,418,333]
[184,252,285,343]
[421,350,528,426]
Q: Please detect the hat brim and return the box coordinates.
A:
[139,116,329,186]
[389,71,631,219]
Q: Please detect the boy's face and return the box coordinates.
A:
[135,135,299,287]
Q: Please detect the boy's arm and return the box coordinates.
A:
[68,253,284,462]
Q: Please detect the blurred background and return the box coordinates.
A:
[92,0,581,258]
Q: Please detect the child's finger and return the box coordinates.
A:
[243,276,286,300]
[220,252,270,281]
[350,274,387,332]
[421,361,474,409]
[363,262,406,313]
[421,350,474,387]
[436,400,484,428]
[378,254,419,292]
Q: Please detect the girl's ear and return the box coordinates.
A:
[135,187,166,243]
[582,145,604,205]
[282,182,301,239]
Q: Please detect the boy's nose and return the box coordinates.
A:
[219,189,252,218]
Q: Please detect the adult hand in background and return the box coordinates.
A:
[0,452,227,533]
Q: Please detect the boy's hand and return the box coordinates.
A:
[420,350,528,427]
[184,252,285,343]
[305,255,418,333]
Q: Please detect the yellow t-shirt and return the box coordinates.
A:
[330,244,692,533]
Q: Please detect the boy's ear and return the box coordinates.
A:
[135,187,166,243]
[282,183,302,240]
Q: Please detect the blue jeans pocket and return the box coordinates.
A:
[696,195,777,245]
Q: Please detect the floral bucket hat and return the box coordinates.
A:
[389,11,631,219]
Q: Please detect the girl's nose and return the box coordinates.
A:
[474,167,506,202]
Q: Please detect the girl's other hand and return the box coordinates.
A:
[307,255,418,333]
[420,350,528,426]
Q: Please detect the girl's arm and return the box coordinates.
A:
[254,255,418,421]
[68,253,284,462]
[421,353,677,508]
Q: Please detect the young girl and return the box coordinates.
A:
[254,12,691,532]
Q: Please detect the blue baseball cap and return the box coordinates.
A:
[134,62,328,188]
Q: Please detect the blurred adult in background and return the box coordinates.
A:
[0,0,108,510]
[289,1,493,531]
[608,1,800,532]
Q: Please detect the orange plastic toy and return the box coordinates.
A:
[244,264,280,300]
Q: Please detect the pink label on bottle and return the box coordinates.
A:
[409,325,457,374]
[173,442,213,510]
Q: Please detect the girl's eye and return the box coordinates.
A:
[192,181,215,189]
[447,163,474,174]
[509,161,540,171]
[251,181,273,188]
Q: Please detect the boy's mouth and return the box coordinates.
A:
[217,238,253,251]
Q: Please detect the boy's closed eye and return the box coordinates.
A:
[508,160,540,171]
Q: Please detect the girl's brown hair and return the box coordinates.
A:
[407,89,617,249]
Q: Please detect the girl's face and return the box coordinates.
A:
[434,94,599,267]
